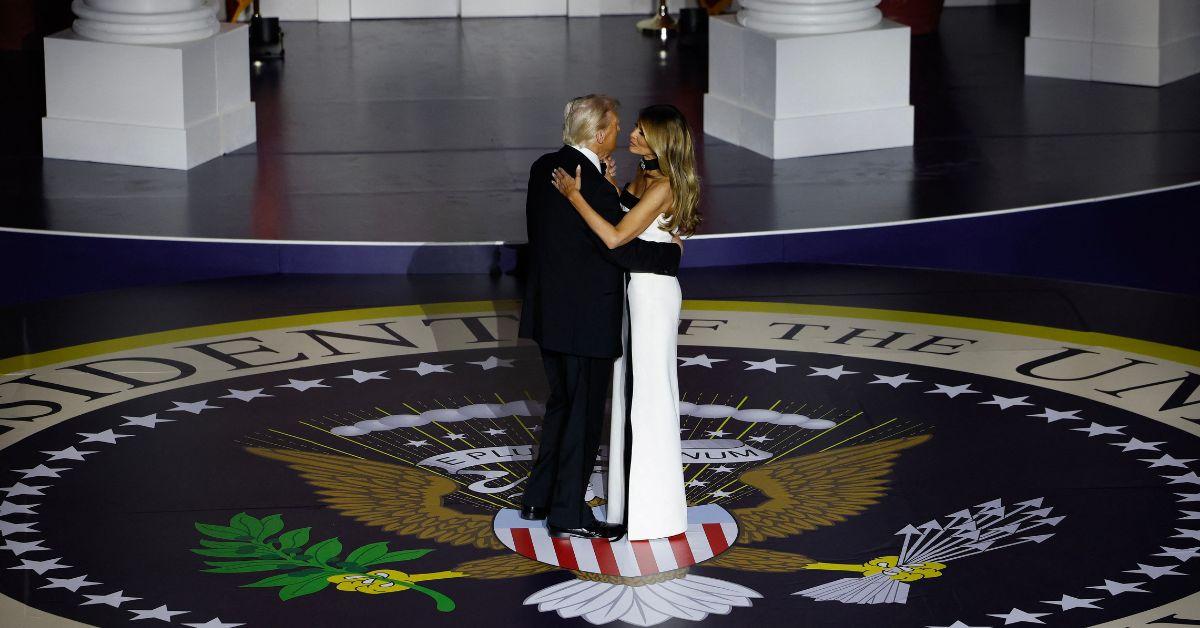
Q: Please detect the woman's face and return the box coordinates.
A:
[628,122,653,157]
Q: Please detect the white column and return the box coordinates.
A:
[42,0,256,170]
[737,0,882,34]
[1026,0,1200,86]
[71,0,220,44]
[704,0,913,159]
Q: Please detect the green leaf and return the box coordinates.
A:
[196,523,249,541]
[304,538,342,565]
[278,528,311,550]
[346,542,390,566]
[191,548,274,558]
[259,514,285,541]
[364,549,432,566]
[231,513,264,538]
[279,575,331,601]
[242,573,308,588]
[406,582,457,612]
[198,539,255,549]
[289,567,329,578]
[242,570,330,588]
[203,561,296,574]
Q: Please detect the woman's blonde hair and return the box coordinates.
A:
[638,104,701,237]
[563,94,620,146]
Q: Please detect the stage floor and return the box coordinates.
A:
[2,264,1199,627]
[3,6,1200,243]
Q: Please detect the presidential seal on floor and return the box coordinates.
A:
[1,300,1198,627]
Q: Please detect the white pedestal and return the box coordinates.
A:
[260,0,354,21]
[42,24,256,170]
[460,0,566,17]
[599,0,653,14]
[569,0,601,17]
[1026,0,1200,86]
[260,0,319,20]
[351,0,459,18]
[320,0,352,21]
[703,15,913,160]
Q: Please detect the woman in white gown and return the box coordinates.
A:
[551,104,702,540]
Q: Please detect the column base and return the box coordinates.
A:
[567,0,601,17]
[704,94,913,159]
[259,0,317,20]
[1026,35,1200,86]
[259,0,355,21]
[43,104,256,170]
[41,24,256,170]
[1024,37,1092,81]
[460,0,566,17]
[1092,35,1200,86]
[319,0,351,21]
[1024,0,1200,86]
[704,15,913,160]
[350,0,459,18]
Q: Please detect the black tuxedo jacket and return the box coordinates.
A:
[518,145,681,358]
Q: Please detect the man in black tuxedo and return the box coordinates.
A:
[518,94,681,540]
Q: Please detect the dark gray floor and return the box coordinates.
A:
[2,6,1199,242]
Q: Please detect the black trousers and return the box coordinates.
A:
[523,349,611,528]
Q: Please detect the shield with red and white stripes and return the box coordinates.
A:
[493,505,738,577]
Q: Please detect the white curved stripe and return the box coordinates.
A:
[529,528,558,565]
[684,526,715,563]
[648,537,679,572]
[571,536,601,574]
[688,178,1200,240]
[494,526,515,551]
[2,180,1196,246]
[610,540,641,577]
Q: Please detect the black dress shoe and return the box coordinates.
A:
[519,505,548,521]
[592,521,626,536]
[548,521,626,541]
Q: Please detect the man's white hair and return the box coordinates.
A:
[563,94,620,146]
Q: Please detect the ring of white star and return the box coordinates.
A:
[2,352,1196,628]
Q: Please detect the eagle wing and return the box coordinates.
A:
[731,435,930,543]
[246,447,503,550]
[701,546,813,572]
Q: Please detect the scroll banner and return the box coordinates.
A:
[419,439,772,494]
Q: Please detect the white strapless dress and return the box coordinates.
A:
[604,211,687,540]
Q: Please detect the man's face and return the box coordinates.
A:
[597,111,620,157]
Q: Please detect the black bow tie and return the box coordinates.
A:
[600,161,607,175]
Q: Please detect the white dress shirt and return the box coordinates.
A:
[570,144,603,174]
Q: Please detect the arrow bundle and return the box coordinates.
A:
[795,497,1064,605]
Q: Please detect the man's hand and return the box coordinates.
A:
[671,234,684,251]
[602,155,618,188]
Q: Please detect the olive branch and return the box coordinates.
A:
[191,512,458,610]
